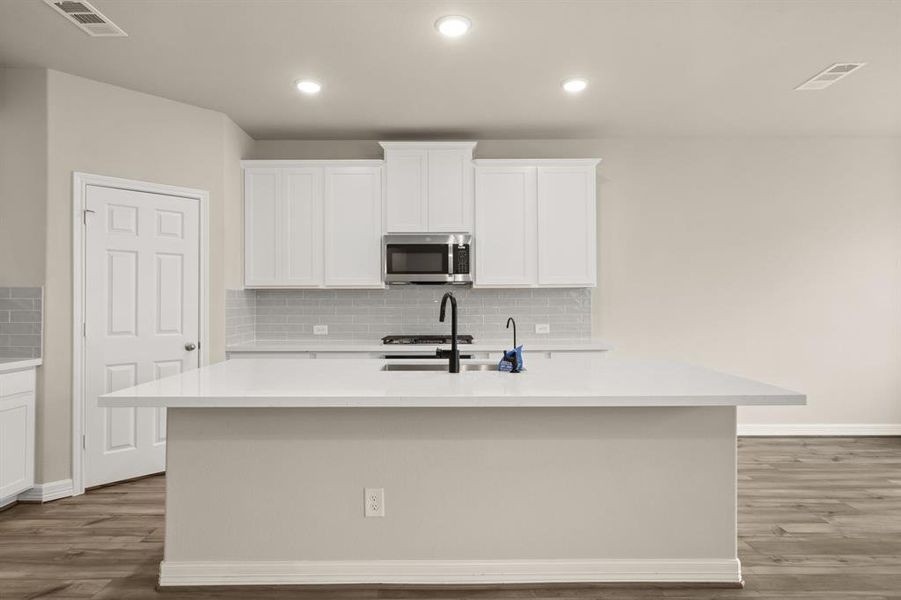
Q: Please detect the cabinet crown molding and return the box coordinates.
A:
[240,160,384,168]
[473,158,601,167]
[379,141,477,151]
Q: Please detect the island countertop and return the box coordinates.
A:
[99,357,805,408]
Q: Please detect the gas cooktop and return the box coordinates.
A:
[381,334,474,345]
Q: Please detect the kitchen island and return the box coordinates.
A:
[101,356,804,587]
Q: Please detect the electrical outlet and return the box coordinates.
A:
[364,488,385,517]
[535,323,550,334]
[313,325,328,336]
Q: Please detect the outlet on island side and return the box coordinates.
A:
[364,488,385,517]
[313,325,328,336]
[535,323,550,334]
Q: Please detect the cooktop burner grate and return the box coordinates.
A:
[381,334,474,345]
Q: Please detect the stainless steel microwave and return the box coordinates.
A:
[383,233,472,284]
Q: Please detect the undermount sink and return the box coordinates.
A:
[381,362,498,373]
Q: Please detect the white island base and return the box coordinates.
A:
[100,357,804,587]
[160,406,739,586]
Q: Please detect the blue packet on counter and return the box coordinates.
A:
[498,345,524,373]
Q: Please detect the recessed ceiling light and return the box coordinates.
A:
[562,78,588,94]
[295,80,322,95]
[435,15,471,38]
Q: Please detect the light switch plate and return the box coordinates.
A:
[313,325,328,336]
[535,323,550,334]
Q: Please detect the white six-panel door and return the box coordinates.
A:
[84,185,200,488]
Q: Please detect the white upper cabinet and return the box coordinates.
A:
[282,168,323,286]
[473,159,600,288]
[243,161,384,289]
[383,149,427,232]
[537,165,597,287]
[244,168,280,286]
[381,142,475,233]
[323,166,383,288]
[427,148,473,231]
[474,165,537,287]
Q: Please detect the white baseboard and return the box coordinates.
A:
[738,424,901,436]
[17,478,74,503]
[159,558,742,587]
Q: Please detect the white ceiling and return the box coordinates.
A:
[1,0,899,139]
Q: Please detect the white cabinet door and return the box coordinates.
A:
[384,150,428,232]
[428,148,472,232]
[244,168,281,286]
[282,168,323,286]
[474,166,537,287]
[537,166,596,287]
[323,167,384,287]
[0,371,35,500]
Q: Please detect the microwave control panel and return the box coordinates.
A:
[453,245,470,274]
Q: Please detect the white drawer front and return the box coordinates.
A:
[0,369,36,398]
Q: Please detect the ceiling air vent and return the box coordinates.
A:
[44,0,127,37]
[795,63,866,91]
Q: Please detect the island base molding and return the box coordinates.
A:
[158,558,742,587]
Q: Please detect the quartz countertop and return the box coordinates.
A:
[226,339,613,354]
[100,356,805,409]
[0,358,42,374]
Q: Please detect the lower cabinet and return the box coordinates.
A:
[0,368,36,502]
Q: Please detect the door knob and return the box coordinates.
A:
[185,342,197,351]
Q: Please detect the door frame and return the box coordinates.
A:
[71,172,210,496]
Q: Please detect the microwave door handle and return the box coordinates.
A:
[448,244,454,276]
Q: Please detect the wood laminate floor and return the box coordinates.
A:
[2,437,900,600]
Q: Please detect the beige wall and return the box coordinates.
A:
[251,137,901,427]
[33,70,252,482]
[223,118,255,288]
[0,68,47,285]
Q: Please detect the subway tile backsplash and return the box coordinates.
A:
[0,287,43,359]
[227,286,590,344]
[226,289,256,346]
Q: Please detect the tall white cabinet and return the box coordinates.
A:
[244,161,383,289]
[381,142,475,233]
[473,159,599,288]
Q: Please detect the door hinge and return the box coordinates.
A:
[83,208,95,225]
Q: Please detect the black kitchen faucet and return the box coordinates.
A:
[437,292,460,373]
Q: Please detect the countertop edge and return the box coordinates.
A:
[99,394,806,409]
[226,341,614,353]
[0,358,42,374]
